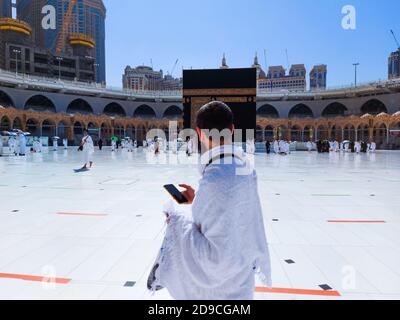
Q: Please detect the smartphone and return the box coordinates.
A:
[164,184,188,204]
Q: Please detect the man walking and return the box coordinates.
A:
[152,101,271,300]
[79,129,94,170]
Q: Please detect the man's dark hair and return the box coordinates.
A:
[196,101,233,131]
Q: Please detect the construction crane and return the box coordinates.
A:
[169,59,179,77]
[55,0,77,55]
[391,30,400,50]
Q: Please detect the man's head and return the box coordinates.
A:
[83,129,88,135]
[196,101,234,151]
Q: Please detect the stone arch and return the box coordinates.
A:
[389,121,400,149]
[67,99,93,115]
[343,124,356,141]
[361,99,388,115]
[389,121,400,131]
[12,117,23,130]
[331,124,342,141]
[0,115,11,131]
[103,102,126,117]
[126,125,136,140]
[100,122,112,142]
[26,118,40,136]
[322,102,348,117]
[317,125,329,140]
[290,125,302,142]
[73,121,85,145]
[357,123,370,142]
[136,125,147,142]
[277,125,288,140]
[25,95,56,113]
[41,119,56,137]
[256,125,263,142]
[264,125,275,141]
[113,123,125,139]
[163,105,183,119]
[0,90,15,108]
[373,122,388,147]
[289,104,314,119]
[57,120,70,140]
[133,105,156,118]
[73,121,85,135]
[87,122,100,141]
[257,104,279,118]
[303,125,315,142]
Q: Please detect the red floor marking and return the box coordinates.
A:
[327,220,386,223]
[255,287,341,297]
[57,212,108,217]
[0,273,71,284]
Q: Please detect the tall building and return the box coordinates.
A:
[310,64,327,90]
[162,74,182,91]
[289,64,306,78]
[0,18,96,82]
[0,15,33,73]
[267,65,286,79]
[388,50,400,80]
[0,0,12,18]
[16,0,106,83]
[0,1,96,82]
[123,65,182,91]
[123,66,163,91]
[16,0,47,45]
[258,65,306,92]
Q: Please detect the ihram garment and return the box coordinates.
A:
[82,135,94,164]
[18,134,26,155]
[154,145,272,300]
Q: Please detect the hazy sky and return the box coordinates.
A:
[103,0,400,88]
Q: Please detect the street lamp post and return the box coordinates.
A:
[56,57,63,81]
[353,63,360,88]
[94,63,99,83]
[13,49,21,77]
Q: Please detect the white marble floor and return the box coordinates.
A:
[0,147,399,300]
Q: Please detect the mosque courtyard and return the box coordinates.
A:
[0,148,399,300]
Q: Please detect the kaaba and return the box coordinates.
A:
[183,68,257,142]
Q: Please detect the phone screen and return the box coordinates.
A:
[164,184,188,204]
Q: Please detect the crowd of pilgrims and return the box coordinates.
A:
[1,130,378,158]
[263,139,377,155]
[264,140,291,155]
[109,136,195,156]
[315,140,377,154]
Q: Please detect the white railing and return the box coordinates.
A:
[257,78,400,97]
[0,68,182,99]
[1,68,399,100]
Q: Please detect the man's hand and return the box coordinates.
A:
[179,184,196,205]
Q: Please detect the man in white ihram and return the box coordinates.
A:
[79,129,94,170]
[150,101,271,300]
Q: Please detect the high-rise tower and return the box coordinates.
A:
[0,0,12,18]
[16,0,106,83]
[388,50,400,80]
